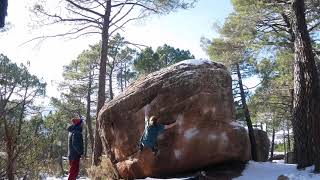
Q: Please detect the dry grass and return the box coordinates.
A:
[87,156,119,180]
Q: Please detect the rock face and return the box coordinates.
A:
[98,59,251,179]
[254,129,270,162]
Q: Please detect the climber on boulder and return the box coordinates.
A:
[139,115,177,155]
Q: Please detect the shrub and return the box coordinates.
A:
[87,156,119,179]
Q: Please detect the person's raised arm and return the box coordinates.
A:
[164,121,177,130]
[144,104,151,126]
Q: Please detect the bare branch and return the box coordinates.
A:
[123,41,148,50]
[109,15,146,36]
[110,0,129,23]
[66,31,101,40]
[308,20,320,32]
[66,0,104,17]
[6,89,42,114]
[40,10,102,25]
[92,0,106,9]
[22,24,100,45]
[112,2,158,13]
[243,81,262,90]
[110,4,136,27]
[3,84,17,107]
[65,6,103,24]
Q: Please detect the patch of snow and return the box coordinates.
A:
[274,151,285,155]
[178,70,196,76]
[184,128,199,140]
[176,114,184,133]
[234,161,320,180]
[209,67,221,71]
[217,132,229,148]
[230,121,245,129]
[174,59,212,66]
[273,160,285,164]
[176,114,184,126]
[230,121,242,127]
[174,149,182,159]
[220,132,228,142]
[208,133,217,141]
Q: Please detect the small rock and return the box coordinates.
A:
[277,175,289,180]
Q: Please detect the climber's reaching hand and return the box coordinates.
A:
[164,120,177,130]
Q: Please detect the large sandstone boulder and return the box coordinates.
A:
[254,129,270,162]
[98,59,251,179]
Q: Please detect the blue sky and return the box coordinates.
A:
[0,0,234,98]
[123,0,234,58]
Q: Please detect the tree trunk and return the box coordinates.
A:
[5,123,15,180]
[265,123,268,133]
[108,70,113,100]
[286,119,291,152]
[282,11,295,156]
[86,70,94,153]
[270,127,275,162]
[59,153,64,176]
[288,89,294,153]
[84,126,88,157]
[291,0,320,170]
[93,0,111,166]
[286,124,291,163]
[124,63,127,88]
[283,129,287,156]
[119,64,124,92]
[236,63,258,161]
[0,0,8,28]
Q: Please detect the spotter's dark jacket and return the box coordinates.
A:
[68,124,84,160]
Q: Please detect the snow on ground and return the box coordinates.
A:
[234,161,320,180]
[45,161,320,180]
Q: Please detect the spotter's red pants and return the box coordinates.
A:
[68,159,80,180]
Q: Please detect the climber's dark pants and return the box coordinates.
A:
[139,143,158,155]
